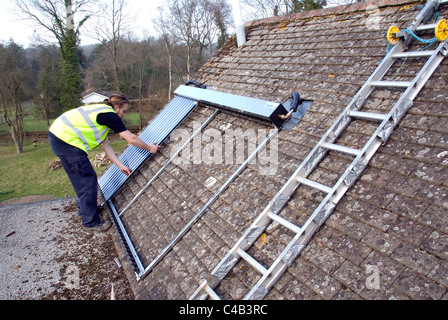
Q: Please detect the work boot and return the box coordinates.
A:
[83,219,112,233]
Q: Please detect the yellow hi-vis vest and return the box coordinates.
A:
[49,104,116,153]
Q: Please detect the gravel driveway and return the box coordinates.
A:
[0,198,134,300]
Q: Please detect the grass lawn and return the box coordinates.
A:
[0,112,142,135]
[0,138,129,204]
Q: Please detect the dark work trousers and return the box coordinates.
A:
[48,131,101,227]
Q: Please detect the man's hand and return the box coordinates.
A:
[119,131,161,154]
[119,165,133,176]
[149,142,160,154]
[102,138,133,176]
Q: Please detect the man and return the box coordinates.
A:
[48,94,160,232]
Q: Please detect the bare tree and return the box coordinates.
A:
[13,0,94,110]
[242,0,279,19]
[92,0,132,93]
[153,5,178,100]
[155,0,233,84]
[198,0,233,57]
[211,0,234,50]
[29,44,61,128]
[0,42,31,154]
[13,0,92,45]
[126,37,154,130]
[169,0,201,81]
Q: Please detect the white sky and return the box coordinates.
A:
[0,0,165,47]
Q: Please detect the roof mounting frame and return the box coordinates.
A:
[99,81,305,281]
[104,107,279,281]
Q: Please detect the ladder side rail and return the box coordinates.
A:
[245,219,319,300]
[189,198,278,299]
[405,41,448,101]
[410,0,440,30]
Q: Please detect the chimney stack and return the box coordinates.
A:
[232,0,246,47]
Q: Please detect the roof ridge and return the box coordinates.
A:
[246,0,420,28]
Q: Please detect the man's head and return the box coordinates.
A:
[107,94,130,118]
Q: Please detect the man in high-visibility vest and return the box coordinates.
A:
[48,94,160,232]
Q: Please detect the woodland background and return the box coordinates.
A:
[0,0,359,155]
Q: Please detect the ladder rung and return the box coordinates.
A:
[296,176,333,194]
[415,23,437,31]
[321,142,362,157]
[370,81,412,88]
[204,282,221,300]
[236,248,268,275]
[348,110,387,122]
[392,50,435,58]
[267,211,302,234]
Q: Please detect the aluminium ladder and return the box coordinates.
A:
[190,0,448,300]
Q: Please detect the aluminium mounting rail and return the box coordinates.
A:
[190,0,448,300]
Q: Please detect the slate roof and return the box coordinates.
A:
[109,0,448,300]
